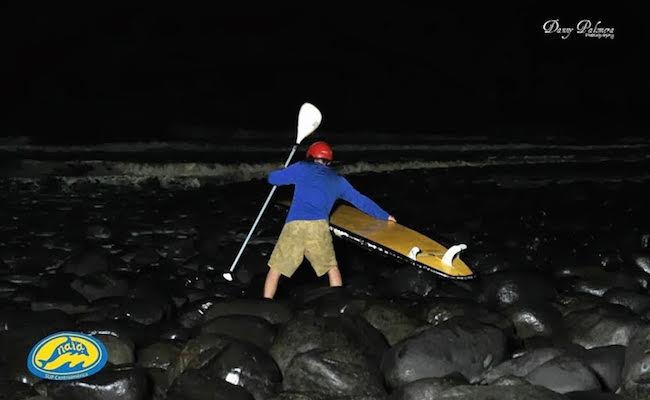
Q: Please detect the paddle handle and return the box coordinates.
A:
[227,144,298,274]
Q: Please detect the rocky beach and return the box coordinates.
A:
[1,140,649,400]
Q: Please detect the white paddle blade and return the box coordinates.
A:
[296,103,322,144]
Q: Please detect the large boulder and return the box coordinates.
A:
[581,345,626,392]
[429,384,568,400]
[621,325,650,399]
[525,355,602,394]
[283,348,386,398]
[270,312,388,373]
[564,304,643,348]
[199,315,276,350]
[381,317,507,387]
[603,288,650,315]
[361,302,423,345]
[37,366,148,400]
[482,347,565,384]
[199,341,281,400]
[388,374,468,400]
[478,271,557,310]
[166,369,254,400]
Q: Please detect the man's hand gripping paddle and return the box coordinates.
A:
[223,103,322,282]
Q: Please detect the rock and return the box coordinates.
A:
[525,355,602,394]
[361,302,423,345]
[199,341,281,400]
[0,380,39,399]
[166,369,254,400]
[166,334,232,386]
[388,375,468,400]
[554,293,604,316]
[199,315,276,350]
[270,312,388,373]
[621,325,650,399]
[478,271,557,310]
[492,375,532,386]
[565,391,632,400]
[603,288,650,315]
[433,384,568,400]
[379,266,438,298]
[70,273,129,302]
[283,349,385,398]
[565,273,641,297]
[136,341,181,370]
[581,345,626,392]
[565,304,643,348]
[381,317,507,387]
[482,347,565,384]
[178,298,224,329]
[39,365,148,400]
[63,250,110,277]
[503,304,566,340]
[96,334,135,366]
[202,299,293,325]
[121,299,165,325]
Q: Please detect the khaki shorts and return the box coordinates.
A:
[268,220,337,277]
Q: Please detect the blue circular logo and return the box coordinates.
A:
[27,331,108,380]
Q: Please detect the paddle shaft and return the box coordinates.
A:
[227,144,299,274]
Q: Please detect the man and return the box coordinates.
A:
[264,141,396,299]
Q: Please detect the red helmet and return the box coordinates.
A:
[306,141,333,161]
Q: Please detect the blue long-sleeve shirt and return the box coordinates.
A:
[268,161,390,223]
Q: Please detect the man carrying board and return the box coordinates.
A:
[263,141,396,299]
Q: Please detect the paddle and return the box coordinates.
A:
[223,103,323,282]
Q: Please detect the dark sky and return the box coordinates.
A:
[5,3,648,142]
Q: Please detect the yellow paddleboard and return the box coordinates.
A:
[278,201,475,280]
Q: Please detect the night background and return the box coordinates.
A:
[5,3,648,142]
[2,4,650,400]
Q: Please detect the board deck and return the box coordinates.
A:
[277,201,475,280]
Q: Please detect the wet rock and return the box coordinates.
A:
[166,334,232,386]
[388,374,468,400]
[361,302,423,345]
[136,341,181,370]
[632,253,650,275]
[525,355,602,394]
[564,272,641,297]
[603,288,650,315]
[199,315,276,350]
[0,380,39,399]
[86,224,112,240]
[121,299,165,325]
[270,312,388,373]
[503,304,565,340]
[178,298,224,329]
[482,347,565,384]
[159,324,191,342]
[492,375,532,386]
[554,293,604,316]
[63,249,110,277]
[202,299,293,326]
[199,341,281,400]
[77,319,149,347]
[581,345,626,392]
[621,325,650,399]
[565,304,643,348]
[565,391,631,400]
[379,267,438,298]
[165,369,254,400]
[381,317,507,387]
[70,273,129,302]
[96,334,135,366]
[478,271,557,310]
[38,365,148,400]
[284,348,385,398]
[432,384,567,400]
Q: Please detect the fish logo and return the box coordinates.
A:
[27,332,108,380]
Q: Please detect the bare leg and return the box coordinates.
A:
[264,267,282,299]
[327,266,342,287]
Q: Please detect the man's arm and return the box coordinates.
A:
[268,162,303,186]
[339,178,391,220]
